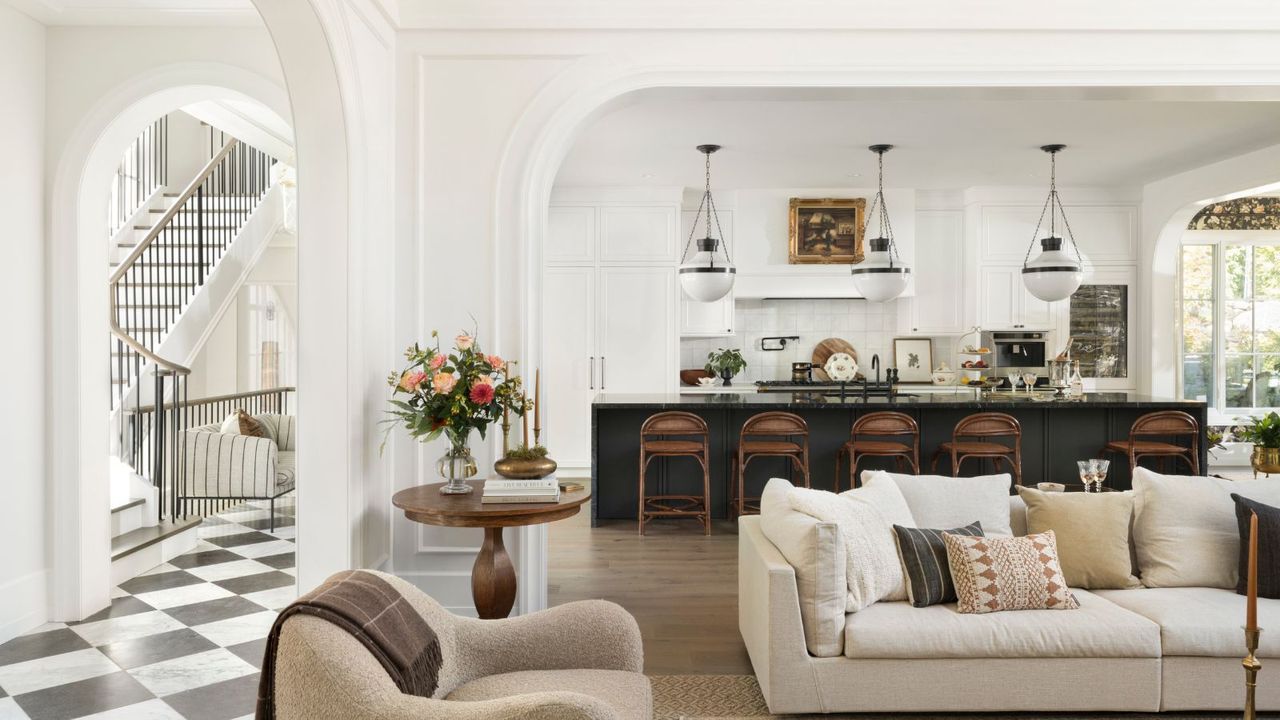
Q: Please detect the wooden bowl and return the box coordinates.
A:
[680,369,713,386]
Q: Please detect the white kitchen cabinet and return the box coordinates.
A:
[540,265,676,472]
[898,210,965,334]
[977,204,1138,265]
[598,206,678,263]
[679,210,735,337]
[978,265,1059,330]
[546,206,596,264]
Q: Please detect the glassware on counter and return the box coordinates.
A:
[1022,372,1038,394]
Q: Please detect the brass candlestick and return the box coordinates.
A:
[1244,627,1262,720]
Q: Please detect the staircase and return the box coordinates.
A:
[108,124,279,575]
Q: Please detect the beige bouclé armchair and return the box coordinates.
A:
[273,571,651,720]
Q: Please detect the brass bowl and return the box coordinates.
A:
[1252,447,1280,477]
[494,455,558,479]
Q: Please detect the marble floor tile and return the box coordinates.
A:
[195,525,253,541]
[236,516,295,532]
[127,649,256,697]
[77,698,185,719]
[203,532,276,549]
[265,526,295,540]
[0,630,90,668]
[70,596,155,625]
[224,639,266,670]
[11,672,152,720]
[189,612,278,648]
[0,697,27,719]
[139,563,180,577]
[0,648,119,696]
[97,630,218,671]
[212,572,293,596]
[17,624,64,638]
[183,560,275,583]
[248,552,295,571]
[117,571,204,596]
[239,586,296,612]
[213,509,270,524]
[166,550,243,571]
[226,540,295,560]
[70,611,186,647]
[163,597,266,628]
[162,673,260,720]
[131,583,235,611]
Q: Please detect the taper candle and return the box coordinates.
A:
[1248,511,1259,630]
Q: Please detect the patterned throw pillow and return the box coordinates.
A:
[892,521,983,608]
[943,530,1079,614]
[237,409,273,441]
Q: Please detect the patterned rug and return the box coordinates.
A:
[649,674,1267,719]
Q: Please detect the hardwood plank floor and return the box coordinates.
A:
[548,511,753,675]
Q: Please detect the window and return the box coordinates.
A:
[1180,240,1280,413]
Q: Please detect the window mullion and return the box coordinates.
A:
[1214,243,1226,414]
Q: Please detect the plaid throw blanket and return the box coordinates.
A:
[256,570,443,719]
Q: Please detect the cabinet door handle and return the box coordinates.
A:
[589,356,594,389]
[601,356,606,390]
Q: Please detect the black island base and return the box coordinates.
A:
[590,391,1207,526]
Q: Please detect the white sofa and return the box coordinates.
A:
[179,413,296,526]
[740,489,1279,714]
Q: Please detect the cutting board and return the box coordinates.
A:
[811,338,858,381]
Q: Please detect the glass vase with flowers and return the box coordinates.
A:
[385,330,526,494]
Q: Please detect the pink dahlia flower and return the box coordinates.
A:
[486,354,505,372]
[432,372,457,393]
[400,371,428,392]
[469,382,495,404]
[429,354,446,370]
[455,334,474,350]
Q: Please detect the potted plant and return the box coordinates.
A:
[385,330,525,494]
[705,348,747,386]
[1236,411,1280,478]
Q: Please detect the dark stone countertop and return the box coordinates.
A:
[591,391,1206,410]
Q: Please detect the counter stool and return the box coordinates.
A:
[1099,410,1200,475]
[638,411,711,536]
[730,411,810,518]
[835,411,920,490]
[930,412,1023,485]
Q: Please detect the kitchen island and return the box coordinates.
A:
[590,391,1206,526]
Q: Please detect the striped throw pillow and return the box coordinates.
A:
[892,521,983,608]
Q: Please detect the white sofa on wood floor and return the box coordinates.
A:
[739,474,1278,715]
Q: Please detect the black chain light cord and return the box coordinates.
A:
[680,149,731,267]
[1024,147,1083,267]
[861,147,900,267]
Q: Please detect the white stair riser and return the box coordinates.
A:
[111,504,145,538]
[109,527,199,586]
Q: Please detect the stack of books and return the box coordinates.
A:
[481,477,560,504]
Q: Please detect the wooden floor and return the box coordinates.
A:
[548,510,753,675]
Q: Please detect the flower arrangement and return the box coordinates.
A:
[385,331,526,492]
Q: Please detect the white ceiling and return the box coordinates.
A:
[554,87,1280,190]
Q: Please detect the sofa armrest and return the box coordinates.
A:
[180,429,278,498]
[452,600,643,680]
[738,516,824,715]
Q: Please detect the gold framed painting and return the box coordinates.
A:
[788,198,866,264]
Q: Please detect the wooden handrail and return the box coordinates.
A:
[108,138,239,374]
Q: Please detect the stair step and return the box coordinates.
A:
[111,498,146,514]
[111,517,201,561]
[149,208,250,214]
[117,242,209,248]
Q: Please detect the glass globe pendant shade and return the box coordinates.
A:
[1022,236,1083,302]
[679,236,736,302]
[851,236,910,302]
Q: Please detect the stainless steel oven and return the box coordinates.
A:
[982,331,1049,386]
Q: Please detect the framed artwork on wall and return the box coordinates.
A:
[893,337,934,383]
[788,198,866,264]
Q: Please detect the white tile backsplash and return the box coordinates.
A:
[681,298,952,383]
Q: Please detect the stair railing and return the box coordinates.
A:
[109,135,277,521]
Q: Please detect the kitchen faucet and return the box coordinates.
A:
[871,354,880,384]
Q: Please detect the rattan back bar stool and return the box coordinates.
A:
[930,412,1023,485]
[729,411,811,518]
[835,411,920,490]
[638,411,711,536]
[1099,410,1200,475]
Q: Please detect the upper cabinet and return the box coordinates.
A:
[598,206,678,263]
[976,202,1138,266]
[898,210,965,334]
[546,205,597,264]
[548,188,682,266]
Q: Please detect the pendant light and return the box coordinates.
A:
[1022,144,1084,302]
[850,144,910,302]
[678,144,735,302]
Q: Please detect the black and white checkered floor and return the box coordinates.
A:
[0,498,297,720]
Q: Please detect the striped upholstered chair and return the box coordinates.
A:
[179,413,296,528]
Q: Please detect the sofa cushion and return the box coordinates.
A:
[277,451,297,493]
[788,478,912,612]
[758,478,846,657]
[1093,586,1280,657]
[446,669,651,720]
[843,589,1160,659]
[867,470,1013,536]
[1017,487,1140,589]
[1132,468,1280,589]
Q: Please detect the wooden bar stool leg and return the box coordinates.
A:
[701,455,711,536]
[637,450,647,536]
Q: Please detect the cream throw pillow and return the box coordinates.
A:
[788,474,915,612]
[1133,467,1280,589]
[866,470,1014,536]
[1016,487,1140,589]
[758,478,847,657]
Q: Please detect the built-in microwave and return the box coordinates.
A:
[981,331,1049,386]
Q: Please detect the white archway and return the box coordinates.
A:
[48,64,291,621]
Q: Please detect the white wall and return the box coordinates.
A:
[165,110,210,186]
[0,5,49,642]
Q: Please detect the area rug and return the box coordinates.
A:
[649,674,1268,720]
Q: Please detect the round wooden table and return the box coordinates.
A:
[392,480,590,619]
